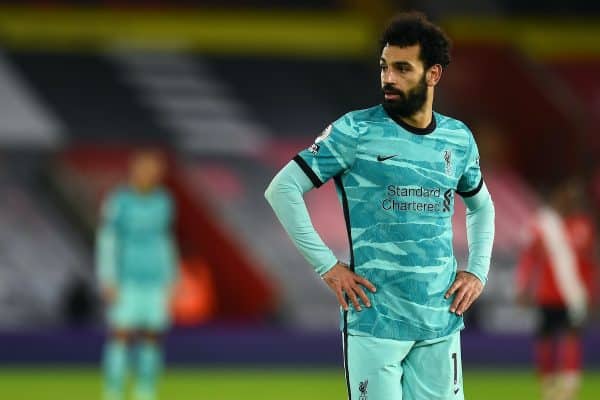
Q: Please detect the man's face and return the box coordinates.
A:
[130,153,165,192]
[380,44,428,118]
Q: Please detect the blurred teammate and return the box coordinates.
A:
[265,12,495,399]
[97,150,179,400]
[516,181,598,400]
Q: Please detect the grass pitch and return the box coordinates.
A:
[0,367,598,399]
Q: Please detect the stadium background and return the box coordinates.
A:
[0,0,598,398]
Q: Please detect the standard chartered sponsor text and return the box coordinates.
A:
[382,185,443,212]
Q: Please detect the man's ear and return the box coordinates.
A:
[426,64,443,86]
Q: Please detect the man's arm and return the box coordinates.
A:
[514,233,540,306]
[163,194,180,287]
[265,161,375,311]
[265,161,338,275]
[445,183,495,315]
[464,183,495,284]
[96,193,121,304]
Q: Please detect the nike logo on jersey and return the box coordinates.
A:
[377,154,398,162]
[454,388,460,395]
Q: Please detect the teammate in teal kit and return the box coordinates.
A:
[265,12,495,400]
[97,150,179,400]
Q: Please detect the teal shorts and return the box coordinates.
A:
[107,285,171,332]
[344,331,464,400]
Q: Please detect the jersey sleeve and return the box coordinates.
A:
[515,230,542,294]
[463,184,495,285]
[164,192,180,284]
[95,191,122,287]
[456,130,483,197]
[265,161,339,275]
[293,113,359,187]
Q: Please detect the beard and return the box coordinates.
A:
[381,75,428,118]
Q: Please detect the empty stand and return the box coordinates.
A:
[0,155,93,328]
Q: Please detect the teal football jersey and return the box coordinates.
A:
[294,105,483,341]
[98,187,178,287]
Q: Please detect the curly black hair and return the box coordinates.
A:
[380,12,451,69]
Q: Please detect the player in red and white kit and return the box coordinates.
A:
[516,181,598,400]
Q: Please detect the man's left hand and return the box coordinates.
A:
[445,271,483,316]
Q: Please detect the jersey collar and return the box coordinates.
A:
[382,106,437,135]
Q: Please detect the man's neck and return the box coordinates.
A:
[130,183,157,195]
[399,108,432,129]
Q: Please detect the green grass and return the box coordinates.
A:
[0,367,598,399]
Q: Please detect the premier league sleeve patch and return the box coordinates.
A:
[316,124,332,143]
[307,124,333,154]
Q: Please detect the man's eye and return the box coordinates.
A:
[380,65,387,70]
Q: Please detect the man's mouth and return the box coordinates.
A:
[383,86,404,100]
[384,93,401,100]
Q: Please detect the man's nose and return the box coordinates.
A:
[382,69,397,84]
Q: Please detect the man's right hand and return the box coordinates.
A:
[322,262,376,311]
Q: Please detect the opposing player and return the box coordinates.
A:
[516,181,598,400]
[97,150,179,400]
[265,12,495,399]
